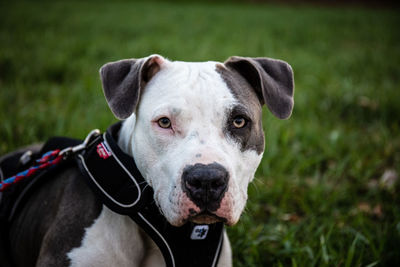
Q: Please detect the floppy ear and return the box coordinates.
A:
[100,55,165,119]
[224,56,294,119]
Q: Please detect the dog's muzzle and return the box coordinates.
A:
[182,163,229,212]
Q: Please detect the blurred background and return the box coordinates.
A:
[0,0,399,266]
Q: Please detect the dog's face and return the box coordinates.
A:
[100,55,294,226]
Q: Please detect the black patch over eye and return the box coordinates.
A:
[223,104,264,153]
[158,117,171,128]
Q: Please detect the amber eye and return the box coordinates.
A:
[233,116,247,128]
[158,117,171,128]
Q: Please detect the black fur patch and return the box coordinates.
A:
[216,64,265,155]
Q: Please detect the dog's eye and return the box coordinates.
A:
[158,117,171,128]
[233,116,247,128]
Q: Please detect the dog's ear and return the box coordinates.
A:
[224,56,294,119]
[100,55,165,119]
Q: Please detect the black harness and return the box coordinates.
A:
[0,123,224,267]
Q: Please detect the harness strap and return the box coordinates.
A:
[129,208,224,267]
[76,124,153,214]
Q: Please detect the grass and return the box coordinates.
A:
[1,0,399,266]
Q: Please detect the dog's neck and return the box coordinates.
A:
[117,115,137,156]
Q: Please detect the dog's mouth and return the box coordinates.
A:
[188,210,227,225]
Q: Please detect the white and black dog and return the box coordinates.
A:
[0,55,294,266]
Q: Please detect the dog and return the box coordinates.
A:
[1,54,294,266]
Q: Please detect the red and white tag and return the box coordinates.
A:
[97,142,112,159]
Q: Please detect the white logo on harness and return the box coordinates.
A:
[97,142,112,159]
[191,225,209,240]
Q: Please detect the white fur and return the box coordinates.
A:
[69,57,263,266]
[68,207,146,267]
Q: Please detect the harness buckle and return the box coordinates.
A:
[60,129,101,158]
[19,150,33,166]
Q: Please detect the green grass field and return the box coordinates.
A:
[1,0,399,266]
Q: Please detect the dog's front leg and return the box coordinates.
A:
[217,231,232,267]
[139,230,165,267]
[68,207,146,267]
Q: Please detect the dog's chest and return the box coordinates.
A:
[68,207,164,267]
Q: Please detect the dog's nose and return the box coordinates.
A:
[182,163,229,211]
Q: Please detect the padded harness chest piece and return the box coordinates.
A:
[76,124,153,214]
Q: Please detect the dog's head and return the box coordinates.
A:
[100,55,294,226]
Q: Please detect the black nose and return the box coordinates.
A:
[182,163,229,211]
